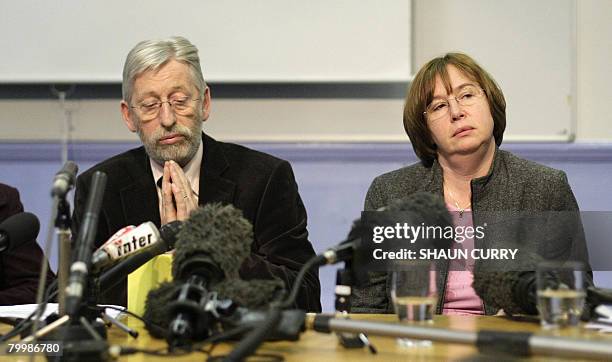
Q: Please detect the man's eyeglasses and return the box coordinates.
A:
[131,96,200,120]
[423,85,484,122]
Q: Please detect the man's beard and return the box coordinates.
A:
[138,120,202,167]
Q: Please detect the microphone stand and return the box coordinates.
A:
[22,172,112,362]
[55,195,71,315]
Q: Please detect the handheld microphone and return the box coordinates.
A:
[96,221,182,292]
[51,161,78,198]
[65,171,106,317]
[91,221,182,273]
[0,212,40,253]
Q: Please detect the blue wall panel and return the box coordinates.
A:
[1,142,611,311]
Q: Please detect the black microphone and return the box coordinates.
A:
[143,203,289,346]
[51,161,78,198]
[165,203,253,348]
[321,192,452,265]
[143,277,286,338]
[0,212,40,253]
[472,270,538,316]
[65,171,107,317]
[97,221,182,291]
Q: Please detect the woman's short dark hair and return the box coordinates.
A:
[403,52,506,166]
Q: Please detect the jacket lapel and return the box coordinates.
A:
[198,133,236,206]
[119,148,161,227]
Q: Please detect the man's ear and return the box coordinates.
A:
[121,100,138,133]
[201,86,211,122]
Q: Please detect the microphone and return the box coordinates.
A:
[91,221,182,273]
[51,161,78,198]
[165,203,252,347]
[143,277,286,339]
[321,192,452,265]
[0,212,40,253]
[472,271,538,316]
[143,203,289,346]
[96,221,182,291]
[65,171,107,317]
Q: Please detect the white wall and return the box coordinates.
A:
[0,0,610,142]
[0,0,412,83]
[575,0,612,141]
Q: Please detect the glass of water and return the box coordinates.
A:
[536,261,586,329]
[391,261,437,347]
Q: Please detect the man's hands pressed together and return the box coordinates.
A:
[161,160,197,225]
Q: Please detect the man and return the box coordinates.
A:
[72,36,321,311]
[0,183,55,305]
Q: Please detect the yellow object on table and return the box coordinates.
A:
[127,253,173,316]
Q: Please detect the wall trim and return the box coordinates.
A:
[2,142,612,164]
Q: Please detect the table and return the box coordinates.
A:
[2,314,611,361]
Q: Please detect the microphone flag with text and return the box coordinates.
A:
[143,203,284,345]
[91,220,182,274]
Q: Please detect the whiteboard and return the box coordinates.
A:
[0,0,411,83]
[414,0,575,141]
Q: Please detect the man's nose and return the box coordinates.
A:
[449,99,465,122]
[159,102,176,127]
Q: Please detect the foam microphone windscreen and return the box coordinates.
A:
[143,278,285,338]
[143,281,179,338]
[347,192,453,286]
[348,191,453,245]
[214,278,285,308]
[388,191,453,227]
[0,212,40,253]
[472,270,536,316]
[172,203,253,281]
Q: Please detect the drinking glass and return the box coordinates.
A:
[391,261,437,347]
[536,261,586,329]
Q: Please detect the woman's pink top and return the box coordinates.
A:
[442,203,484,315]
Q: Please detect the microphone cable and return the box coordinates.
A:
[225,254,326,361]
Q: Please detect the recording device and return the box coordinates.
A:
[51,161,78,198]
[91,221,182,274]
[0,212,40,253]
[333,269,374,350]
[65,171,107,317]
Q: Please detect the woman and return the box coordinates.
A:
[352,53,591,315]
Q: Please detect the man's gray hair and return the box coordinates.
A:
[122,36,207,104]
